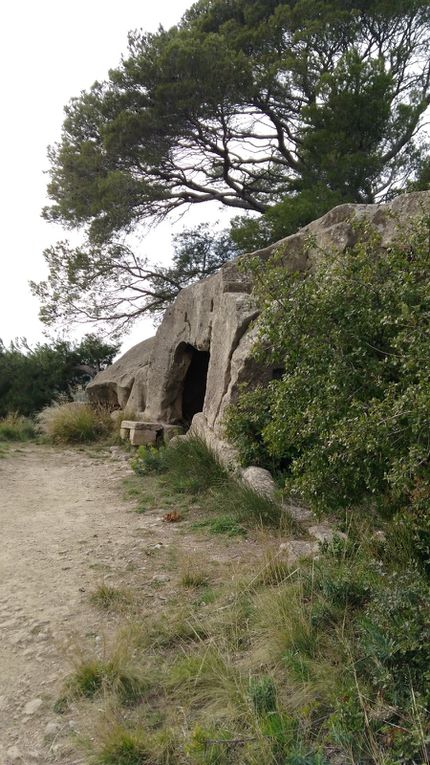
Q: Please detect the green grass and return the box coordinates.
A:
[89,585,133,612]
[54,439,430,765]
[192,515,247,537]
[0,413,36,441]
[62,643,151,707]
[92,724,178,765]
[133,437,299,535]
[93,729,151,765]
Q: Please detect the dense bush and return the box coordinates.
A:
[226,212,430,567]
[0,334,118,417]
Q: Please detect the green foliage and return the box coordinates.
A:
[41,0,430,334]
[249,675,277,715]
[37,402,112,444]
[192,515,247,538]
[0,413,36,441]
[360,571,430,704]
[132,445,170,476]
[230,187,346,253]
[133,438,227,495]
[0,334,118,417]
[92,728,152,765]
[46,1,430,244]
[65,657,147,706]
[66,660,107,698]
[228,212,430,567]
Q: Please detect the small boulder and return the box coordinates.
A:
[308,525,347,544]
[241,466,275,498]
[23,698,43,715]
[279,540,319,564]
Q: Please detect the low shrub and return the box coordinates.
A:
[0,413,36,441]
[132,445,170,475]
[37,402,112,443]
[359,570,430,705]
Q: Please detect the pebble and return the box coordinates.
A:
[6,745,22,763]
[308,524,347,544]
[23,697,43,715]
[45,720,61,737]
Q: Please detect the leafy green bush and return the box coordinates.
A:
[227,212,430,565]
[224,386,295,474]
[0,413,36,441]
[360,571,430,705]
[0,334,119,417]
[249,675,277,715]
[37,402,112,443]
[132,445,170,475]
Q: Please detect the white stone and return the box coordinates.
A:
[23,697,43,715]
[45,721,60,737]
[308,525,347,544]
[6,745,22,763]
[279,540,319,564]
[240,466,276,498]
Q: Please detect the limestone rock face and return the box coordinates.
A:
[87,337,154,411]
[88,192,430,450]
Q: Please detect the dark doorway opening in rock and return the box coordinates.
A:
[181,345,210,425]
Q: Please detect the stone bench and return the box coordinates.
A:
[120,420,183,446]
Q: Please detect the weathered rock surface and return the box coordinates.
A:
[241,466,276,498]
[87,337,154,411]
[88,192,430,457]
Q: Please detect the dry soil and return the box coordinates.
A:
[0,444,259,764]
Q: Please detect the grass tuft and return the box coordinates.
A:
[0,413,36,441]
[63,639,150,706]
[192,515,247,537]
[37,402,112,443]
[89,585,133,612]
[91,723,178,765]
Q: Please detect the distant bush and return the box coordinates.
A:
[0,413,36,441]
[0,334,119,417]
[38,402,112,444]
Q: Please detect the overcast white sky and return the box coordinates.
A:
[0,0,216,354]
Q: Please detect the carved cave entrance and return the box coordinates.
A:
[176,343,210,426]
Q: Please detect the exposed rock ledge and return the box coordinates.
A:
[87,191,430,470]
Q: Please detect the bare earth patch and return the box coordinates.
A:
[0,444,262,764]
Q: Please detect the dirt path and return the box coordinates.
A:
[0,445,156,764]
[0,444,260,765]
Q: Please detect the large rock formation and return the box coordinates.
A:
[87,337,154,411]
[87,192,430,453]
